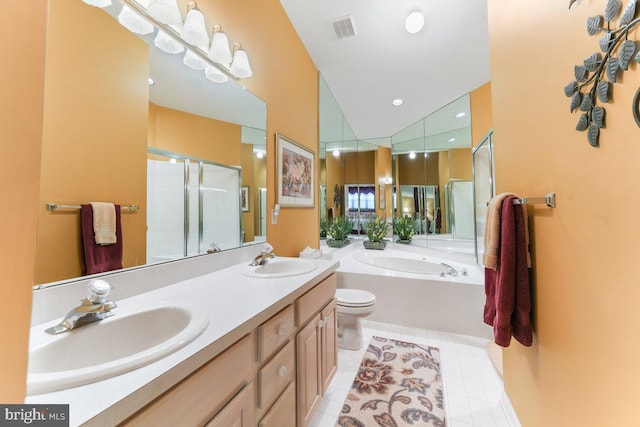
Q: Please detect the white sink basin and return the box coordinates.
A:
[243,257,317,278]
[27,301,208,395]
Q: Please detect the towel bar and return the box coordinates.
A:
[46,203,139,212]
[512,192,556,208]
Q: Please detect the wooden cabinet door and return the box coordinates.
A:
[320,298,338,394]
[296,313,321,427]
[205,383,254,427]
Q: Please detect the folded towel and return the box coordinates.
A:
[81,204,123,275]
[90,202,116,245]
[483,193,531,270]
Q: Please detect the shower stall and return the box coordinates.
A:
[146,148,242,263]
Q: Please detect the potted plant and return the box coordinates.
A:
[327,216,354,248]
[363,216,391,250]
[320,215,328,239]
[394,215,415,244]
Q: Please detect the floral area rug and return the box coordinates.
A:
[336,336,446,427]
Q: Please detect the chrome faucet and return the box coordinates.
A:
[440,262,459,277]
[46,279,117,335]
[249,243,276,266]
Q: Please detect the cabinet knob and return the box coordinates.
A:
[278,366,287,377]
[278,326,286,336]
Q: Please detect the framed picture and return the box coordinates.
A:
[276,133,315,207]
[379,184,386,209]
[241,186,250,211]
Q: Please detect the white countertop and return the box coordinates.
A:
[26,256,339,426]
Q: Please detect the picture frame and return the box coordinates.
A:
[241,186,250,211]
[276,133,315,207]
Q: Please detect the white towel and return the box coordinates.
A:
[90,202,117,245]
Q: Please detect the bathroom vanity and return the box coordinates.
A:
[26,249,339,427]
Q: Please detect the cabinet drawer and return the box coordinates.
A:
[122,334,254,426]
[258,305,294,362]
[258,340,295,409]
[259,381,296,427]
[296,274,336,327]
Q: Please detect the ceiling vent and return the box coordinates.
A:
[332,15,357,39]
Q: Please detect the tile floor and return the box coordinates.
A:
[309,320,510,427]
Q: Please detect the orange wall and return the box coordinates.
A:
[448,148,472,180]
[398,152,440,185]
[148,103,241,167]
[489,0,640,425]
[0,0,46,403]
[470,81,493,147]
[35,0,148,284]
[344,151,375,184]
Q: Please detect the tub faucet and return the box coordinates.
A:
[440,263,459,277]
[250,243,276,266]
[45,279,117,335]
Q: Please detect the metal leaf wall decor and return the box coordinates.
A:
[567,0,640,147]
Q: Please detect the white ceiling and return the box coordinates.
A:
[279,0,491,140]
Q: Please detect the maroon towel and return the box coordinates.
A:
[80,204,123,275]
[483,196,532,347]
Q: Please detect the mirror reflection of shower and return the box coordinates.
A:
[147,148,242,263]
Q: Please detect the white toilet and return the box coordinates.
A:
[335,288,376,350]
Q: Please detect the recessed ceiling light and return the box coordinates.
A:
[392,98,404,107]
[405,10,424,34]
[455,112,466,118]
[148,77,156,86]
[256,151,264,159]
[448,137,456,142]
[409,151,416,159]
[333,149,341,157]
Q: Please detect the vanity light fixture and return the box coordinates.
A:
[405,10,425,34]
[455,112,466,118]
[183,49,207,70]
[230,43,253,78]
[118,5,154,35]
[392,98,404,107]
[209,25,233,66]
[182,2,209,48]
[147,0,182,26]
[205,64,229,83]
[82,0,112,7]
[409,151,416,159]
[154,27,185,54]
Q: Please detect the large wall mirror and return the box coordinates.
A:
[34,0,266,286]
[320,71,475,257]
[391,95,474,255]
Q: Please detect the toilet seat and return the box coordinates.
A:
[336,289,376,308]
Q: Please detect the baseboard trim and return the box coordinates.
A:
[500,390,522,427]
